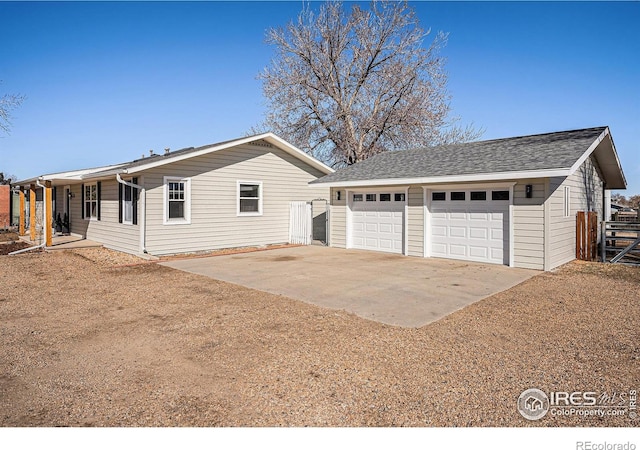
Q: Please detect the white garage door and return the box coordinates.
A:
[351,192,405,254]
[429,189,509,265]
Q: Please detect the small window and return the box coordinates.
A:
[394,193,405,202]
[336,191,341,201]
[451,192,465,201]
[432,192,446,201]
[123,183,133,224]
[164,177,191,224]
[84,183,98,219]
[353,194,363,202]
[380,194,391,202]
[471,191,487,201]
[492,191,509,201]
[238,182,262,215]
[366,194,376,202]
[563,186,571,217]
[168,182,185,218]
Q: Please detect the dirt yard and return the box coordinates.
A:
[1,248,639,427]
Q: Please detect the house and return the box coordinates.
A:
[13,133,332,255]
[311,127,626,270]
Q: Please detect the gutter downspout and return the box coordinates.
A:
[116,174,147,254]
[9,179,47,255]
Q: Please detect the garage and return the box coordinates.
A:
[350,191,405,254]
[428,188,510,265]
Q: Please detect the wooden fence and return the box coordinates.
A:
[576,211,598,261]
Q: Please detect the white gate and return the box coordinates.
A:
[289,201,312,245]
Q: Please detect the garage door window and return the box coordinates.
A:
[471,191,487,201]
[353,194,363,202]
[491,191,510,201]
[394,193,405,202]
[380,194,391,201]
[432,192,446,201]
[451,192,465,201]
[366,194,377,202]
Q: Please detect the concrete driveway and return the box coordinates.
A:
[161,246,538,327]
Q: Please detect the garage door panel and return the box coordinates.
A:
[351,192,404,254]
[429,189,509,265]
[470,227,487,239]
[449,244,467,257]
[379,223,392,233]
[469,246,488,258]
[450,226,466,238]
[469,212,489,220]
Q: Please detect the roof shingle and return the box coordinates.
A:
[311,127,607,184]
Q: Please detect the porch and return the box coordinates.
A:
[19,234,102,250]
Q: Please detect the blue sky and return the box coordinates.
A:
[0,1,638,194]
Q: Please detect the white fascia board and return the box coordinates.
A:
[124,133,334,176]
[568,127,608,175]
[314,169,571,188]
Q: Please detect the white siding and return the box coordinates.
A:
[68,180,141,254]
[407,186,424,257]
[329,187,346,248]
[547,156,604,269]
[512,181,546,270]
[142,143,329,255]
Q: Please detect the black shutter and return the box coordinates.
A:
[97,182,101,221]
[118,182,123,223]
[81,184,85,219]
[132,177,138,225]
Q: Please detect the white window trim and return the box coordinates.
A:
[122,179,134,225]
[163,176,191,225]
[237,181,263,216]
[564,186,571,218]
[84,182,98,221]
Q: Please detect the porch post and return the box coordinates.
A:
[45,181,53,247]
[29,184,36,241]
[18,188,25,236]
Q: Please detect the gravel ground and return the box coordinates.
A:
[0,248,638,427]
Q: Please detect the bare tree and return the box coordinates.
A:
[1,82,25,135]
[0,172,17,185]
[258,0,481,166]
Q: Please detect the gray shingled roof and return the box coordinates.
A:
[311,127,607,184]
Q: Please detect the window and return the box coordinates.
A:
[492,191,510,201]
[366,193,377,202]
[394,193,405,202]
[164,177,191,224]
[119,178,138,225]
[353,194,363,202]
[432,192,446,201]
[380,193,391,202]
[238,182,262,215]
[471,191,487,201]
[451,192,465,201]
[336,191,341,201]
[564,186,571,218]
[84,183,98,219]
